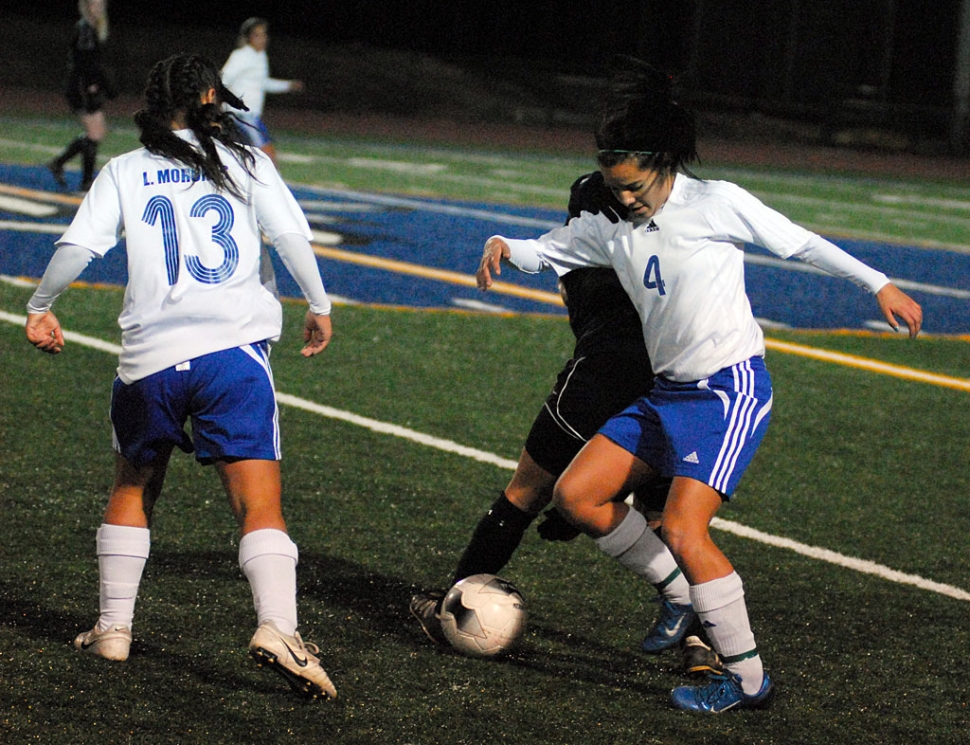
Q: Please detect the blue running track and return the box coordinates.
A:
[2,164,967,335]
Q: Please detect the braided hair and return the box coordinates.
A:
[595,56,699,178]
[133,53,255,199]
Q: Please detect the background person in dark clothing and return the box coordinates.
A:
[48,0,114,192]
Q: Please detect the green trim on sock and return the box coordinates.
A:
[654,566,683,591]
[722,648,759,664]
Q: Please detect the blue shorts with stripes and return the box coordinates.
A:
[598,356,772,498]
[235,112,273,148]
[110,342,281,467]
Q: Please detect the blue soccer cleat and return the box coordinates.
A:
[640,599,696,653]
[670,671,775,714]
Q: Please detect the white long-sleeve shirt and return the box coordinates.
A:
[35,130,330,384]
[220,44,291,116]
[499,174,889,382]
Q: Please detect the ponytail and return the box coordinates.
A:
[595,56,699,176]
[134,54,256,199]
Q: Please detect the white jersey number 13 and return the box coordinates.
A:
[142,194,240,286]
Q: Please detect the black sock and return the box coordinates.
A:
[451,492,534,586]
[52,136,88,168]
[80,138,98,187]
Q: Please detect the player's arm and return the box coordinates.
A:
[272,232,333,356]
[795,235,922,337]
[25,243,97,354]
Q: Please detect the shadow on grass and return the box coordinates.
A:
[297,550,672,696]
[1,548,675,702]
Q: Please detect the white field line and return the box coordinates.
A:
[1,306,967,603]
[710,518,970,602]
[0,195,58,217]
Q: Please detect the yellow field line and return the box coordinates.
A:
[765,338,970,392]
[2,183,964,391]
[0,182,82,206]
[311,244,564,306]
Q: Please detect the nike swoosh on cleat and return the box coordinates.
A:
[80,640,97,650]
[281,640,309,667]
[660,616,688,638]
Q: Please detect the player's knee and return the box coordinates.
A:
[552,477,591,526]
[504,483,553,515]
[660,518,707,561]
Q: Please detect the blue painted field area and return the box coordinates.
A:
[2,164,968,334]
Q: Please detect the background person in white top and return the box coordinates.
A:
[476,57,922,714]
[221,17,304,165]
[25,53,336,701]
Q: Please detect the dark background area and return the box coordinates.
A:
[2,1,968,154]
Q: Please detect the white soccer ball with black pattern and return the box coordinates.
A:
[439,574,527,658]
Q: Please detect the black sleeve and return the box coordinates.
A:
[566,171,628,225]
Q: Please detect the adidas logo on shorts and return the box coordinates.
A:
[682,451,700,464]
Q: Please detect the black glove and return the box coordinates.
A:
[536,508,582,542]
[567,171,629,224]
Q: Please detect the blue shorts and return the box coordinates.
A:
[598,357,772,498]
[235,112,272,148]
[110,343,281,467]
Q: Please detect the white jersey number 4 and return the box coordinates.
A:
[642,254,666,296]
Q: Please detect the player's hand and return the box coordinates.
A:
[568,172,628,224]
[301,311,332,357]
[26,311,65,354]
[476,237,510,290]
[876,283,922,338]
[289,80,305,93]
[536,508,581,542]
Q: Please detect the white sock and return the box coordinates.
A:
[239,529,299,636]
[690,572,764,694]
[96,523,150,632]
[594,507,691,605]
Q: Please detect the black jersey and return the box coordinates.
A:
[560,172,644,357]
[558,268,644,356]
[65,19,112,113]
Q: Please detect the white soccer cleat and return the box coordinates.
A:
[73,624,132,661]
[248,622,337,700]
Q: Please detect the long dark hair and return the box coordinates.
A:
[133,53,255,198]
[595,57,699,178]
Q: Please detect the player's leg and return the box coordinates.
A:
[439,354,601,591]
[193,343,335,698]
[78,110,106,190]
[456,348,654,575]
[74,452,168,661]
[47,136,87,188]
[657,358,774,712]
[75,368,188,661]
[556,413,693,652]
[410,447,554,646]
[216,457,296,633]
[190,344,298,635]
[217,456,335,699]
[664,477,773,710]
[260,142,278,165]
[630,474,720,669]
[556,434,689,600]
[450,448,555,585]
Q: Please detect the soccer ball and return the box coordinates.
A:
[438,574,527,658]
